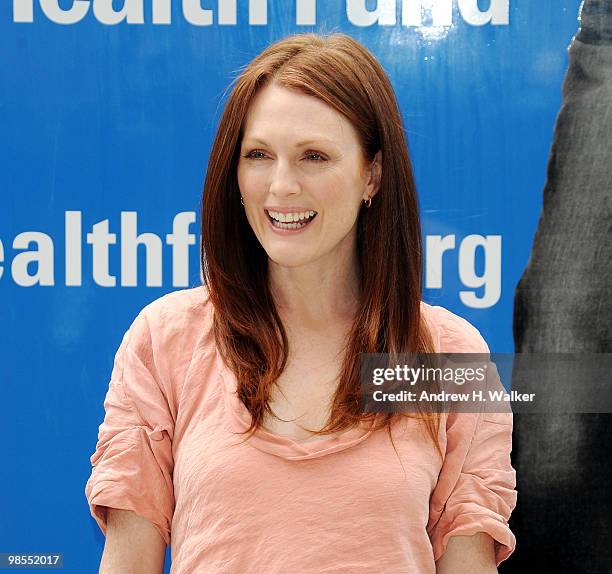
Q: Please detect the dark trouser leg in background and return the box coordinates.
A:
[504,1,612,572]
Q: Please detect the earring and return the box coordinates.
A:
[363,197,372,208]
[240,196,244,206]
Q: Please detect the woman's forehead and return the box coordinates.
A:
[242,84,359,147]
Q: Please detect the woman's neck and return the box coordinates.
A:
[268,248,361,330]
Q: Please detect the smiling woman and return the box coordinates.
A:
[236,82,380,272]
[85,31,517,574]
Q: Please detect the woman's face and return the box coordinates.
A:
[237,82,380,269]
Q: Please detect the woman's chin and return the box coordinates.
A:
[265,247,313,269]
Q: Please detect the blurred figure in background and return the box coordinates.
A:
[509,0,612,571]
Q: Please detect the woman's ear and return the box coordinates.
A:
[365,150,382,199]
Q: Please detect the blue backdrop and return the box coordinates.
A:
[0,1,583,571]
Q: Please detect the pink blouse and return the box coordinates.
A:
[85,286,517,573]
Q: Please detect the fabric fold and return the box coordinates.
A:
[84,310,176,546]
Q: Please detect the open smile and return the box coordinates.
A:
[265,209,318,233]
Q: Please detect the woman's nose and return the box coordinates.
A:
[268,159,301,197]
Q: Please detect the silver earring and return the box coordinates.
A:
[240,196,244,206]
[363,197,372,208]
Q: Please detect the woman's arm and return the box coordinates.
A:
[99,508,166,574]
[435,532,497,574]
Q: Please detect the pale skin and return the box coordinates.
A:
[99,508,165,574]
[99,81,497,572]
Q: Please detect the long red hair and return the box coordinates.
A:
[200,32,442,461]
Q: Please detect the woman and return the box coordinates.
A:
[85,32,517,573]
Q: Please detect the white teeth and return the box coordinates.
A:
[267,210,316,223]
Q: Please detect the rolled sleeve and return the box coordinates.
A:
[427,305,517,566]
[427,408,517,566]
[84,310,175,546]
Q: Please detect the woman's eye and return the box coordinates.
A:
[305,152,326,162]
[243,150,266,159]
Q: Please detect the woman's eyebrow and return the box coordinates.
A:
[242,136,339,147]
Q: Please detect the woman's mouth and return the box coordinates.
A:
[265,209,318,232]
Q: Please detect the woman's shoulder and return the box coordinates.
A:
[420,300,490,354]
[126,285,216,405]
[130,285,216,366]
[139,284,213,328]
